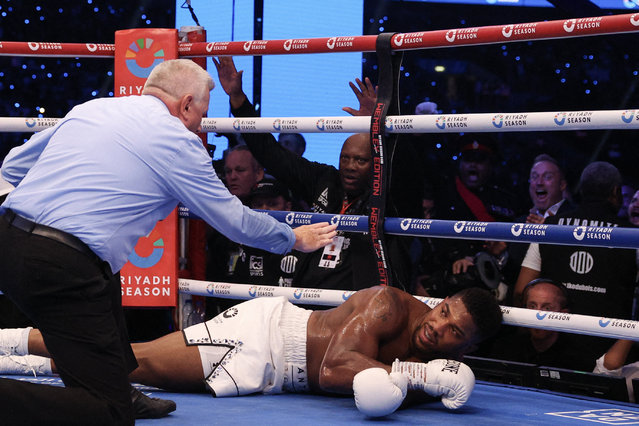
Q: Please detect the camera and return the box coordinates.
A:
[426,251,502,297]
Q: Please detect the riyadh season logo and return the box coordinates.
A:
[536,312,548,320]
[86,43,97,52]
[554,112,567,126]
[243,41,253,51]
[330,215,341,226]
[599,318,611,327]
[394,34,405,47]
[232,119,241,131]
[326,37,336,49]
[445,30,457,42]
[273,119,281,131]
[294,288,303,299]
[536,311,573,321]
[632,13,639,25]
[27,42,62,52]
[502,25,513,38]
[342,291,354,301]
[563,19,576,33]
[127,230,165,268]
[492,114,504,128]
[205,42,229,53]
[280,39,310,51]
[622,110,635,124]
[435,116,446,130]
[453,221,466,234]
[125,38,165,79]
[248,286,257,297]
[316,118,325,131]
[25,118,36,128]
[400,218,412,231]
[511,223,523,237]
[285,212,295,226]
[573,226,587,241]
[206,283,215,295]
[385,117,394,131]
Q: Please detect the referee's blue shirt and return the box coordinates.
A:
[1,95,295,272]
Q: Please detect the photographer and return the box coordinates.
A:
[423,246,507,301]
[430,134,519,301]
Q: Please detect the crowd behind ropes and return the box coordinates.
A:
[1,56,639,418]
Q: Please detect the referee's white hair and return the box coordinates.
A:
[142,59,214,105]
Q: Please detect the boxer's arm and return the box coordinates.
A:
[318,287,406,394]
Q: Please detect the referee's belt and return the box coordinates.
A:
[2,209,98,260]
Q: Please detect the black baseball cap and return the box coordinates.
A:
[250,178,292,201]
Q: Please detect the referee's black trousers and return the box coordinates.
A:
[0,215,137,425]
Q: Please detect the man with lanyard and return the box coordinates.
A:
[212,57,422,291]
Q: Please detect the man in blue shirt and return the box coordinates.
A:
[0,59,336,425]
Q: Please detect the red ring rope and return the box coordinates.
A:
[1,13,638,58]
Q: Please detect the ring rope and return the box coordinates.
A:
[3,109,639,134]
[179,278,639,341]
[3,14,637,350]
[2,13,638,58]
[174,208,639,250]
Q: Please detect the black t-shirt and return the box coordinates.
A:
[540,201,636,320]
[490,329,597,372]
[232,99,420,291]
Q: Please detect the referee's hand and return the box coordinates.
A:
[292,222,338,253]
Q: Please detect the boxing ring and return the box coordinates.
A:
[0,375,635,425]
[3,11,639,425]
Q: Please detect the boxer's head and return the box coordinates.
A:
[413,287,502,360]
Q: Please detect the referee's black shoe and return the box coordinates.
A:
[131,386,177,419]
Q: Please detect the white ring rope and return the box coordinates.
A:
[4,17,637,349]
[179,278,639,342]
[3,109,639,133]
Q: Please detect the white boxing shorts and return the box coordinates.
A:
[182,296,311,397]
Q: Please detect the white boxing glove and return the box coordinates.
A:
[353,367,408,417]
[391,359,475,410]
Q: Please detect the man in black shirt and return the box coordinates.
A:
[514,162,636,362]
[212,57,421,291]
[226,178,300,287]
[490,278,595,371]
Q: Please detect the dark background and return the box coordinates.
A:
[363,1,639,199]
[1,0,638,202]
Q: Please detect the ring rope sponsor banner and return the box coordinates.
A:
[0,41,115,57]
[179,279,639,341]
[3,13,639,58]
[6,110,639,133]
[367,32,403,287]
[115,28,180,307]
[179,209,639,250]
[178,279,353,307]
